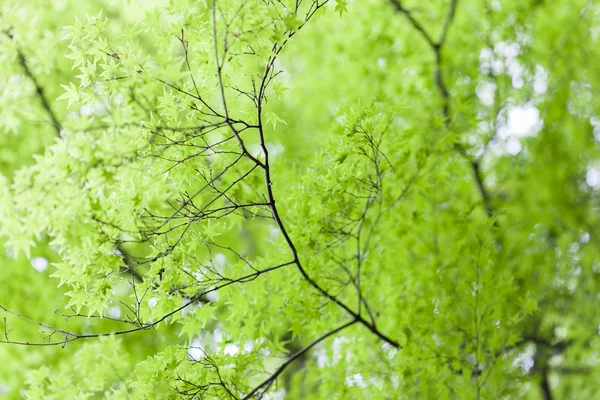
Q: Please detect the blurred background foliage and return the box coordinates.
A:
[0,0,599,399]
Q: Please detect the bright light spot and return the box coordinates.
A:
[382,342,397,360]
[262,389,286,400]
[520,356,535,373]
[479,42,525,88]
[249,144,263,159]
[569,242,580,254]
[148,298,158,308]
[213,253,226,270]
[336,114,347,125]
[345,373,368,388]
[513,344,536,374]
[495,41,521,60]
[267,142,285,158]
[243,341,254,353]
[315,347,328,367]
[332,336,349,363]
[499,104,542,138]
[580,232,590,244]
[213,329,223,343]
[478,48,493,74]
[181,297,192,317]
[193,269,203,282]
[79,102,107,117]
[377,57,387,68]
[188,337,203,361]
[260,347,271,357]
[108,306,121,319]
[534,65,548,94]
[476,81,496,106]
[268,226,280,243]
[586,167,600,189]
[224,343,239,356]
[505,137,522,155]
[508,61,524,89]
[555,326,567,339]
[491,104,542,155]
[205,289,219,303]
[30,257,49,273]
[549,354,564,367]
[479,48,493,60]
[491,59,504,75]
[591,117,600,142]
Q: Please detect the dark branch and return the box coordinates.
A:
[0,261,295,347]
[6,30,61,136]
[388,1,497,221]
[254,15,400,348]
[540,367,553,400]
[471,160,494,218]
[242,319,358,399]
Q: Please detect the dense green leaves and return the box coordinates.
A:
[1,0,599,398]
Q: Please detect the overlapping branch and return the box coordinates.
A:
[2,2,403,398]
[242,319,358,399]
[5,30,61,136]
[389,0,496,219]
[0,261,295,347]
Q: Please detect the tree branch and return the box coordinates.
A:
[242,319,358,399]
[248,3,400,350]
[471,160,494,218]
[389,1,496,218]
[6,30,61,136]
[540,367,553,400]
[0,261,295,347]
[388,1,436,49]
[256,62,399,349]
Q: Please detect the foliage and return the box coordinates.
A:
[1,0,600,399]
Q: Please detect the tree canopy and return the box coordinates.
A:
[1,0,599,398]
